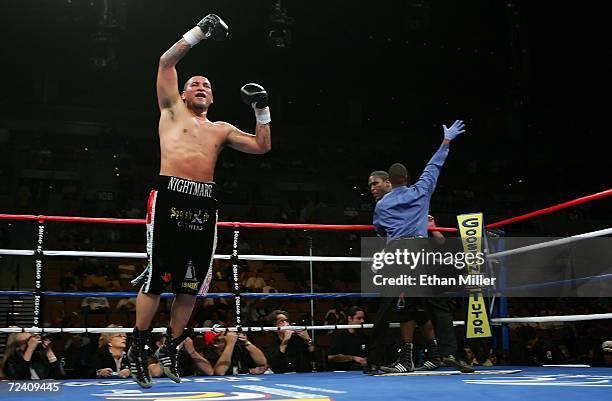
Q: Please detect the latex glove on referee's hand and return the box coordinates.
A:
[241,83,271,125]
[443,119,466,141]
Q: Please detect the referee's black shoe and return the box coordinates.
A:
[363,363,381,375]
[442,355,475,373]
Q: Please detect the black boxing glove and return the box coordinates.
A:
[198,14,229,41]
[241,83,268,108]
[241,83,271,124]
[183,14,229,47]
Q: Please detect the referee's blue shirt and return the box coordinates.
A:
[373,143,449,241]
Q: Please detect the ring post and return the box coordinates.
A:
[497,232,509,355]
[307,235,315,346]
[230,226,242,328]
[485,229,500,350]
[33,216,47,327]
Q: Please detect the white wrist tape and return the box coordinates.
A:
[253,106,271,125]
[183,26,206,47]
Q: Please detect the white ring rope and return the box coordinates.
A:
[43,250,147,258]
[0,249,35,256]
[1,227,610,262]
[491,313,612,323]
[488,227,612,259]
[2,313,610,334]
[229,255,366,262]
[0,249,367,262]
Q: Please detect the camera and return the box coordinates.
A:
[35,334,52,352]
[34,335,45,351]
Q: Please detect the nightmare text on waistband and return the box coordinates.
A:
[165,176,215,198]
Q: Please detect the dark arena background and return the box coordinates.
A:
[0,1,611,400]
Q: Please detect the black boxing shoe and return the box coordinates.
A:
[415,359,442,371]
[442,355,475,373]
[416,340,442,371]
[380,343,414,373]
[154,327,194,383]
[128,327,153,388]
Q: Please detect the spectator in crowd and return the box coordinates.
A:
[262,279,278,293]
[324,300,346,326]
[601,340,612,367]
[327,306,369,371]
[82,268,121,291]
[245,269,266,292]
[59,269,80,291]
[1,332,65,379]
[116,297,137,312]
[117,263,137,282]
[463,346,476,366]
[264,310,314,373]
[203,327,267,375]
[60,333,95,378]
[203,287,230,309]
[463,345,495,367]
[92,326,131,378]
[247,298,270,326]
[515,326,567,365]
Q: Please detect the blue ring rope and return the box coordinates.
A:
[0,291,379,299]
[496,273,612,293]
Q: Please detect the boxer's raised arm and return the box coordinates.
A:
[157,14,228,110]
[225,83,272,153]
[157,40,190,110]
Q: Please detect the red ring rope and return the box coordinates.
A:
[0,188,609,231]
[486,189,612,229]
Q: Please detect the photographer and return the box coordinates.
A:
[1,332,66,379]
[264,310,314,373]
[203,328,267,375]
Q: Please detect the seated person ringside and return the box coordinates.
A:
[328,306,369,371]
[1,332,65,380]
[264,310,315,373]
[92,327,131,378]
[202,328,267,375]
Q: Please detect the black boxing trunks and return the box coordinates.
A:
[132,175,218,295]
[397,298,429,325]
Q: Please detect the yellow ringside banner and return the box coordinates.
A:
[465,290,491,338]
[457,213,492,338]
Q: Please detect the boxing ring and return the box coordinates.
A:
[2,368,612,401]
[0,189,611,400]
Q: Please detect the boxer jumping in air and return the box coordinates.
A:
[129,13,271,388]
